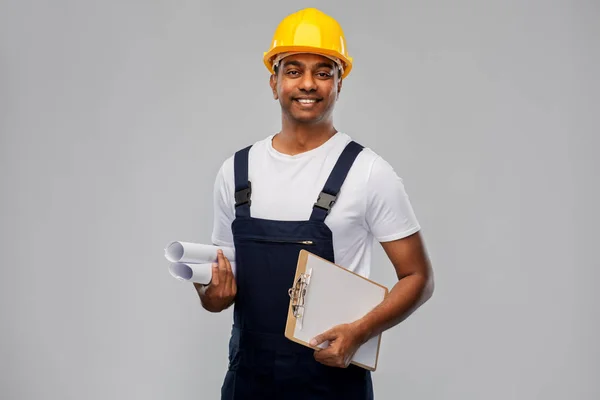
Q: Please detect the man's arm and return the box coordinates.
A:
[311,232,433,367]
[311,232,433,368]
[194,160,237,312]
[353,156,434,338]
[353,231,434,340]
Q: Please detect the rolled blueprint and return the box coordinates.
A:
[169,262,237,285]
[164,241,235,264]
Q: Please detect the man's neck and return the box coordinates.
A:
[273,121,338,156]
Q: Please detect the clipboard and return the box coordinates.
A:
[285,250,389,371]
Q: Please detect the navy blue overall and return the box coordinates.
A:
[220,140,374,400]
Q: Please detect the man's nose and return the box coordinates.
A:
[299,73,317,91]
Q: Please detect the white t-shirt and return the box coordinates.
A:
[211,132,421,278]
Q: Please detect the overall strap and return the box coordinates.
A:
[234,145,252,218]
[310,140,364,222]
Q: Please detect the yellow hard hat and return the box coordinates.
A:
[263,8,353,79]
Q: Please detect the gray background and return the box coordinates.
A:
[1,0,598,399]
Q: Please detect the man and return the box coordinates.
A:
[194,7,434,400]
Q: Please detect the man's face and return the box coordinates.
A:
[270,53,342,125]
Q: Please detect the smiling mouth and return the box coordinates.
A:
[294,98,321,105]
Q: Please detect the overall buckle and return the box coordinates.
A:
[314,191,337,215]
[235,181,252,207]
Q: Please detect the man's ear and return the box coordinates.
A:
[336,77,343,99]
[269,74,278,100]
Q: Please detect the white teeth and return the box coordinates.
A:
[297,99,317,104]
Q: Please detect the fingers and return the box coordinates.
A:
[310,327,337,347]
[217,250,227,283]
[213,249,236,293]
[313,342,350,368]
[219,249,232,274]
[199,250,236,312]
[313,345,342,368]
[222,253,235,292]
[210,262,219,286]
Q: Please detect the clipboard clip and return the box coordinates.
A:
[288,268,312,329]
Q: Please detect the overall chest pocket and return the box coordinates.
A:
[239,236,316,246]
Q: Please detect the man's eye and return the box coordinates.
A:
[286,70,299,75]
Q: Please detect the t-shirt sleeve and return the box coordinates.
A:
[365,156,421,242]
[211,160,235,247]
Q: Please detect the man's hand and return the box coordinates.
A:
[309,321,368,368]
[194,249,236,313]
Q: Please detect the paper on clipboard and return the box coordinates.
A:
[285,250,388,371]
